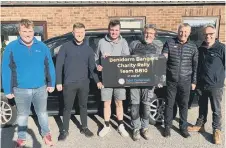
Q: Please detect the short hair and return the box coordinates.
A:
[18,19,34,30]
[178,23,191,31]
[73,23,85,30]
[143,24,157,33]
[203,24,216,30]
[108,19,121,30]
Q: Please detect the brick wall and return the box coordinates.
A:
[1,5,225,43]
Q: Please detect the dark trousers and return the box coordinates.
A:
[196,87,223,130]
[164,81,191,129]
[62,80,89,131]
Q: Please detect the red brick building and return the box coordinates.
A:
[1,1,225,43]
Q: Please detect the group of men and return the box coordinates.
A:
[1,19,225,148]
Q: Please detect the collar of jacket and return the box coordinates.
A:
[72,39,85,46]
[18,37,38,45]
[174,37,191,44]
[200,40,220,49]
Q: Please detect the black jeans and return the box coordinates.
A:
[62,80,89,131]
[164,81,191,129]
[196,87,223,130]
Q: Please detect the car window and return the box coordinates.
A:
[153,36,173,50]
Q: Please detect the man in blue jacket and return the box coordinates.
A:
[187,24,225,145]
[2,19,56,147]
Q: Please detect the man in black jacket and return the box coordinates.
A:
[187,24,225,145]
[56,23,103,140]
[162,23,198,138]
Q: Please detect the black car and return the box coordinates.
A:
[1,28,179,127]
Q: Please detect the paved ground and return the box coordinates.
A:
[1,89,225,148]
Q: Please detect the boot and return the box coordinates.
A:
[163,126,171,137]
[187,125,205,132]
[213,129,221,145]
[132,129,141,141]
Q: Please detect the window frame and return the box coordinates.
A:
[109,17,146,29]
[1,21,48,40]
[182,16,220,38]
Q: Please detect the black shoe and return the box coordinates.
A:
[80,128,94,138]
[163,127,171,137]
[58,131,69,141]
[180,129,191,138]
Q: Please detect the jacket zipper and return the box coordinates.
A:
[177,44,183,82]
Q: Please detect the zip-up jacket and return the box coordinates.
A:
[2,37,56,95]
[130,39,160,55]
[162,37,198,83]
[197,40,225,88]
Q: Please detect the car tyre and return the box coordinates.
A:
[149,97,165,125]
[0,98,17,128]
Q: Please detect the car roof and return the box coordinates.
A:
[44,28,177,43]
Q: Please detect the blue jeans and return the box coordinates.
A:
[13,85,50,140]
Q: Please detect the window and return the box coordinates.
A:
[110,17,145,29]
[1,21,47,44]
[183,17,220,46]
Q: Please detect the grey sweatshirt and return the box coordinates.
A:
[95,35,130,64]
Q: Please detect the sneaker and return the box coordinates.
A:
[213,129,221,145]
[132,129,141,141]
[58,130,69,141]
[99,125,111,137]
[118,124,129,137]
[141,128,149,140]
[80,128,94,138]
[43,133,53,146]
[15,139,26,148]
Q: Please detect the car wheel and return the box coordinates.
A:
[149,98,165,125]
[0,98,17,127]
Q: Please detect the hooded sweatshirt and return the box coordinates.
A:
[95,35,130,64]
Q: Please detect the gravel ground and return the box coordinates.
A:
[1,88,225,148]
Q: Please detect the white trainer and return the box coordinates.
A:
[118,124,129,137]
[99,125,111,137]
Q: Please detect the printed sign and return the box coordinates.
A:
[101,55,167,87]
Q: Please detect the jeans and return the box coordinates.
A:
[13,85,50,140]
[130,87,155,130]
[196,87,224,130]
[62,81,89,131]
[164,81,191,129]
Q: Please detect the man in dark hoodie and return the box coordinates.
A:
[56,23,103,140]
[129,24,161,141]
[95,20,130,137]
[187,24,225,145]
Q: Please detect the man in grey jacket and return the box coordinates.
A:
[129,24,160,141]
[95,20,130,137]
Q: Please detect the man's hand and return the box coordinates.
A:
[46,87,55,93]
[157,84,163,88]
[97,65,103,72]
[56,84,63,91]
[163,53,168,58]
[97,82,104,89]
[103,53,111,58]
[5,94,15,99]
[191,84,196,90]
